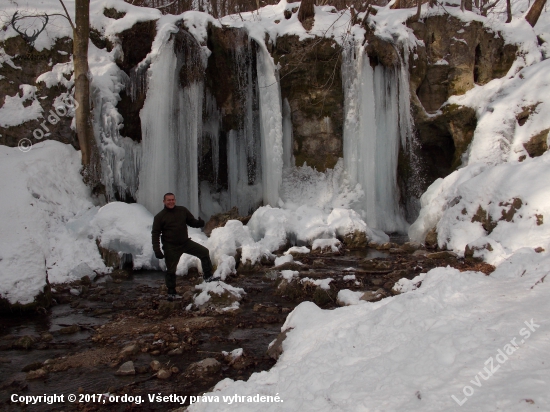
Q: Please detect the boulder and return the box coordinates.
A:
[119,343,139,359]
[26,368,48,380]
[426,251,458,260]
[157,369,172,380]
[360,289,387,302]
[185,358,221,378]
[272,35,344,171]
[115,361,135,376]
[401,242,422,253]
[424,228,438,248]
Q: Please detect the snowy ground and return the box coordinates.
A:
[187,251,550,411]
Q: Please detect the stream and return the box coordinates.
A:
[0,244,492,411]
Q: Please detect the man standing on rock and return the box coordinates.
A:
[152,193,215,299]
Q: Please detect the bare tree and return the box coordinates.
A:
[298,0,315,28]
[58,0,100,183]
[410,0,422,22]
[478,0,501,16]
[525,0,547,26]
[391,0,402,9]
[461,0,473,11]
[506,0,512,22]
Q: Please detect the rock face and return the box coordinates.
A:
[115,20,157,144]
[272,35,344,171]
[408,15,517,187]
[203,206,251,236]
[0,36,76,149]
[0,13,522,224]
[410,15,516,112]
[523,128,549,158]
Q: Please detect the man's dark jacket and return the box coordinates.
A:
[151,206,204,253]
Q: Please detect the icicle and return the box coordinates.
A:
[256,45,284,207]
[227,129,263,215]
[282,98,294,169]
[202,92,220,185]
[397,46,423,220]
[128,65,148,102]
[92,64,141,202]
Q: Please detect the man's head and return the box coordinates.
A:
[163,193,176,209]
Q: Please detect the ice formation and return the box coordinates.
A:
[138,36,202,216]
[342,39,411,233]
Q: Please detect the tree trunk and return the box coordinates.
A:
[461,0,473,11]
[525,0,547,27]
[391,0,402,9]
[298,0,315,23]
[74,0,99,183]
[409,0,422,22]
[506,0,512,22]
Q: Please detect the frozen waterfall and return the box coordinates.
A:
[136,29,284,218]
[342,41,410,233]
[138,38,202,216]
[257,45,284,207]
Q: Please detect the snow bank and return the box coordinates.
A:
[0,141,106,304]
[409,19,550,264]
[312,238,341,252]
[283,246,310,255]
[89,202,158,270]
[246,203,382,254]
[410,146,550,265]
[449,59,550,166]
[189,250,550,411]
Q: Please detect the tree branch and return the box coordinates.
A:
[57,0,75,30]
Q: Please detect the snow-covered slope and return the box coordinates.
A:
[0,141,106,304]
[409,17,550,265]
[188,250,550,411]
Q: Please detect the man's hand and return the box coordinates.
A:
[198,217,205,227]
[155,250,164,259]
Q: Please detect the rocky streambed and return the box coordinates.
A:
[0,243,494,411]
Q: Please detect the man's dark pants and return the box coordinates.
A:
[163,239,213,294]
